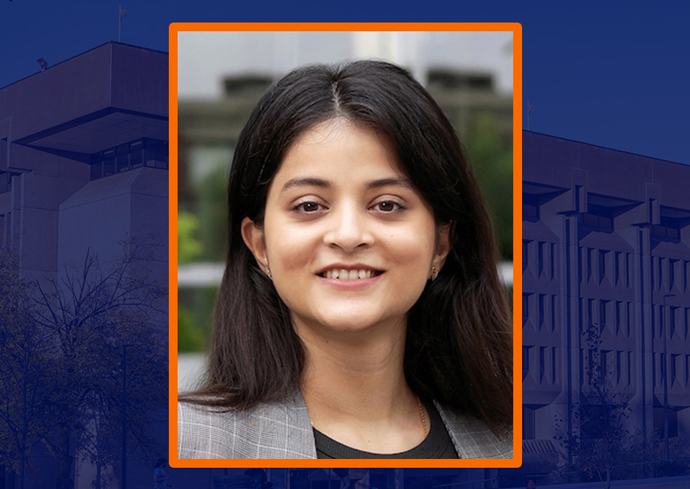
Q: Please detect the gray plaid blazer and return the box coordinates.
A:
[178,393,513,459]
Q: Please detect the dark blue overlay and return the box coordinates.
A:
[1,2,690,489]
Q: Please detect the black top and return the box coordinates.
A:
[313,400,459,459]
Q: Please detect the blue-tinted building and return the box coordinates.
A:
[0,41,168,285]
[0,41,168,489]
[523,131,690,468]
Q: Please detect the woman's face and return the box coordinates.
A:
[242,119,449,338]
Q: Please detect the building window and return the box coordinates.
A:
[670,259,677,289]
[599,250,607,283]
[130,140,143,168]
[653,215,682,241]
[523,346,531,380]
[580,204,614,230]
[0,172,18,194]
[539,294,546,330]
[144,139,168,168]
[523,406,536,439]
[539,346,546,382]
[522,240,530,271]
[538,241,546,276]
[523,193,540,221]
[587,248,593,282]
[523,294,528,322]
[90,138,168,180]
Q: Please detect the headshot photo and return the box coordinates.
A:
[173,26,518,464]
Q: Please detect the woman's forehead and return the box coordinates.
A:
[270,119,408,191]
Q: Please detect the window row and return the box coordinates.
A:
[523,292,558,333]
[579,205,614,231]
[652,216,682,241]
[524,345,559,386]
[523,239,557,280]
[90,138,168,180]
[581,348,633,388]
[653,352,690,389]
[582,248,632,289]
[652,305,690,341]
[651,256,690,293]
[581,298,633,339]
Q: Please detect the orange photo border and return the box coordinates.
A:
[169,22,523,469]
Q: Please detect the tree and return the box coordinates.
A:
[74,308,167,489]
[556,322,632,489]
[31,237,167,489]
[0,245,65,489]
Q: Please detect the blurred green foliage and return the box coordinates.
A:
[198,169,228,262]
[178,306,205,352]
[465,112,513,260]
[178,211,206,351]
[178,212,202,265]
[178,287,217,353]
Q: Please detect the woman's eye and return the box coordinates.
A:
[294,201,323,213]
[373,201,404,213]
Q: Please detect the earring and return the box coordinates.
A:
[429,265,438,281]
[267,268,272,280]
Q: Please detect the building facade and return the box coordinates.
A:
[522,131,690,467]
[0,41,168,285]
[0,41,168,489]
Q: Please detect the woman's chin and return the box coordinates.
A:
[324,320,378,334]
[306,312,404,337]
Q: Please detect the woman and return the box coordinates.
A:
[178,60,513,459]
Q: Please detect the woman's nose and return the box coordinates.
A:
[323,204,374,252]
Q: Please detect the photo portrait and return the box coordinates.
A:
[171,24,520,468]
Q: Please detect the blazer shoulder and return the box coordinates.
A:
[434,401,514,460]
[178,401,238,459]
[177,397,317,459]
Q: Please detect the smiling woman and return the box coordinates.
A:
[243,120,446,343]
[178,60,513,460]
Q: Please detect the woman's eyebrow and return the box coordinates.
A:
[367,178,414,190]
[280,177,413,193]
[281,177,330,192]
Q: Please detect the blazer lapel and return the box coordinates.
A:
[250,391,317,459]
[434,400,513,459]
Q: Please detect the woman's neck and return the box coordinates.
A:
[295,317,427,453]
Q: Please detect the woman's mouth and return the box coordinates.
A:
[318,268,384,280]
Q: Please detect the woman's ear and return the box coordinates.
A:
[434,222,452,272]
[241,217,269,273]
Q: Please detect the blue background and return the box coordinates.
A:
[2,1,690,488]
[2,1,689,166]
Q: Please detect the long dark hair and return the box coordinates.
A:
[181,60,512,434]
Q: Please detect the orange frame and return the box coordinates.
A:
[169,22,523,469]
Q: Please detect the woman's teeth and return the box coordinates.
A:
[323,269,378,280]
